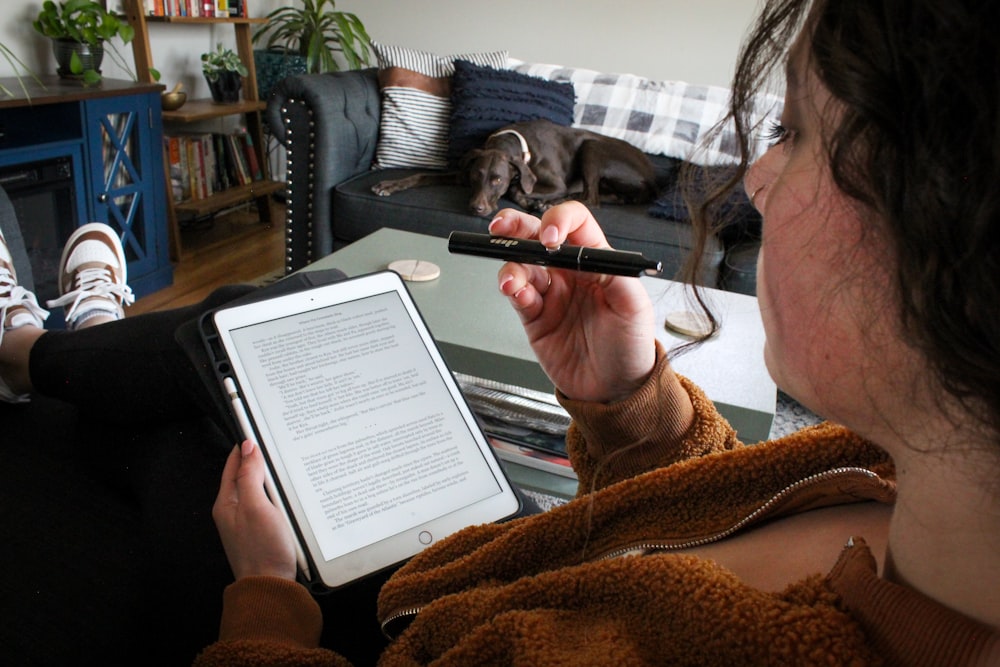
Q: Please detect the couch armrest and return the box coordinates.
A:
[266,68,381,272]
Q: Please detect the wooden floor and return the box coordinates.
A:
[129,203,284,316]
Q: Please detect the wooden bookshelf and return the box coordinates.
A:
[122,0,280,261]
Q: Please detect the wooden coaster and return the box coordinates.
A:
[664,310,714,338]
[388,259,441,282]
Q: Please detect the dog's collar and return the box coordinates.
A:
[488,129,531,164]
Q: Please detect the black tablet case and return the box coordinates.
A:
[174,268,349,446]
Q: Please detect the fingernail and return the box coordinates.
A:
[241,439,255,457]
[540,226,560,247]
[488,216,503,232]
[499,273,514,291]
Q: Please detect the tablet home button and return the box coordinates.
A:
[418,531,433,545]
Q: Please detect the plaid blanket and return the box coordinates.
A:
[511,60,781,166]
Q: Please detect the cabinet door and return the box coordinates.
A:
[82,92,171,297]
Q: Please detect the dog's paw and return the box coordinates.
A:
[371,182,396,197]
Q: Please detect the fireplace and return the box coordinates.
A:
[0,156,79,309]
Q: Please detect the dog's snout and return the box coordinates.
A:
[471,201,493,216]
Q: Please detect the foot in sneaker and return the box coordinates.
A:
[46,223,135,331]
[1,227,49,403]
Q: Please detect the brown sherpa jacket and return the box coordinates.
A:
[195,343,1000,666]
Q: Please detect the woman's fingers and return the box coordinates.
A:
[489,208,541,240]
[498,263,554,323]
[491,202,612,249]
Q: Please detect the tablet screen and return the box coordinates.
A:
[213,272,520,587]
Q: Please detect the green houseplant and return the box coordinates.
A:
[252,0,372,76]
[201,42,249,103]
[32,0,147,84]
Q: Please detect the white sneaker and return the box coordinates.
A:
[1,227,49,403]
[46,223,135,331]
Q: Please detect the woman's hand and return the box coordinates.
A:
[213,440,298,581]
[491,201,657,404]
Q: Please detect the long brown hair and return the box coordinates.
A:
[687,0,1000,436]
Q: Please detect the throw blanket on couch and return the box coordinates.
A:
[511,60,782,167]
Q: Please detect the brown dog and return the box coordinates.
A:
[371,119,658,217]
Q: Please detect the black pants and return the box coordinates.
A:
[18,285,537,666]
[29,285,253,429]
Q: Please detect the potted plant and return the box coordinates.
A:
[32,0,143,84]
[251,0,371,98]
[201,42,249,104]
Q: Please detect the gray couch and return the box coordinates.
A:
[266,68,760,294]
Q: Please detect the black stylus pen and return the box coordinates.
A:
[448,231,662,277]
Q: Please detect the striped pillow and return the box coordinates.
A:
[372,42,508,169]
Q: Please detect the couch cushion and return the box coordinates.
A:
[331,155,723,286]
[371,42,509,170]
[448,60,576,165]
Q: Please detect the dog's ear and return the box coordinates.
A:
[512,158,537,194]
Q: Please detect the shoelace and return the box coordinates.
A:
[46,266,135,326]
[0,267,50,347]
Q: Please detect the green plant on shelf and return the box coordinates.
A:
[201,42,249,82]
[252,0,371,74]
[33,0,159,85]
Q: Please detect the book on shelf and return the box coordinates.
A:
[212,133,229,191]
[241,131,263,181]
[194,136,210,198]
[183,136,199,201]
[227,133,250,185]
[164,135,187,202]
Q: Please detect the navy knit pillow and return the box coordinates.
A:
[448,60,576,166]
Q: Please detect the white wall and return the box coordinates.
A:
[337,0,759,87]
[2,0,758,93]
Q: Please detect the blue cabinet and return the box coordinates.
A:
[82,91,172,297]
[0,77,173,309]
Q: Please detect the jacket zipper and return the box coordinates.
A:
[597,466,881,559]
[381,466,881,634]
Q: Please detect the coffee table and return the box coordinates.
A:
[305,229,776,495]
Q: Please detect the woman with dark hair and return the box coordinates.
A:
[205,0,1000,663]
[3,0,998,663]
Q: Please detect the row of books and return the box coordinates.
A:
[144,0,247,18]
[164,130,263,203]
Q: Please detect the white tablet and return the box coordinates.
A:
[211,270,522,589]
